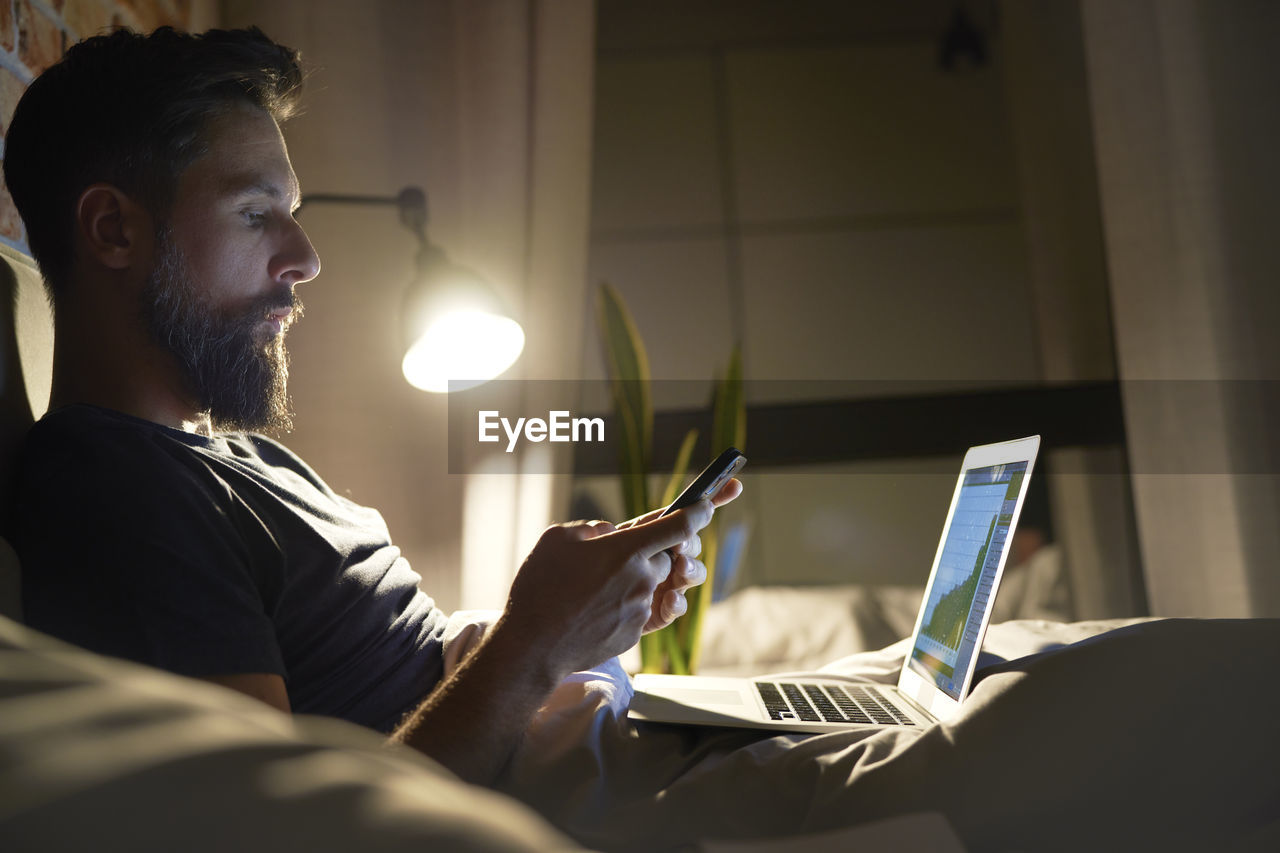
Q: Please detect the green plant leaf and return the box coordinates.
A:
[595,289,746,676]
[660,428,700,509]
[661,623,689,676]
[597,283,652,518]
[597,282,659,669]
[712,344,745,454]
[639,631,664,674]
[686,344,745,674]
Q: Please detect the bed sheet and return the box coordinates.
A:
[493,617,1280,852]
[683,544,1072,677]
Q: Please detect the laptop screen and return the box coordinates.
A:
[907,460,1029,699]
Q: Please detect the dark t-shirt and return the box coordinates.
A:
[14,404,448,732]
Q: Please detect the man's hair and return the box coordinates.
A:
[2,26,304,302]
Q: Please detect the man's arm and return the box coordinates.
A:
[390,499,718,785]
[199,480,740,783]
[199,673,292,713]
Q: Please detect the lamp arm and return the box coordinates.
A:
[296,192,400,210]
[297,187,429,245]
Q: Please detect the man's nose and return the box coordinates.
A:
[272,218,322,285]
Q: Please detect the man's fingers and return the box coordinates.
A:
[661,589,687,622]
[651,550,673,585]
[710,477,743,507]
[619,477,740,532]
[612,499,714,559]
[616,505,666,531]
[672,556,707,591]
[584,519,617,537]
[560,519,617,541]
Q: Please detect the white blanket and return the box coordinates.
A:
[685,546,1072,677]
[491,617,1280,851]
[4,607,1277,851]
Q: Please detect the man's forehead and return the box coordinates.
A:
[216,170,302,206]
[186,107,301,204]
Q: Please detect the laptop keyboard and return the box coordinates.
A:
[755,682,916,726]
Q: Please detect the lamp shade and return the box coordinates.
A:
[400,244,525,393]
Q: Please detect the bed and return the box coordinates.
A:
[494,612,1280,851]
[6,606,1277,852]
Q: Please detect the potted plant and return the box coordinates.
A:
[597,283,744,674]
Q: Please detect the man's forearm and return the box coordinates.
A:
[390,506,723,784]
[389,614,565,785]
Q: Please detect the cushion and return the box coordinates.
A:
[0,614,583,851]
[1,242,52,622]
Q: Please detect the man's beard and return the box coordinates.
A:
[140,230,303,433]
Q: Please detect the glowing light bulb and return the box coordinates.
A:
[401,310,525,393]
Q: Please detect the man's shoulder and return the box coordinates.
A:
[231,431,333,496]
[20,405,331,510]
[24,405,203,473]
[15,407,284,559]
[234,430,306,467]
[30,403,157,436]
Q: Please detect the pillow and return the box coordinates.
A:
[2,241,53,623]
[0,615,583,852]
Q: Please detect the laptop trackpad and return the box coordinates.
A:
[657,687,745,706]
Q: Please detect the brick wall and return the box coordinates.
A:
[0,0,193,254]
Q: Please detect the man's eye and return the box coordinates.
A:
[243,210,268,228]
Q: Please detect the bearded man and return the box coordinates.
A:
[4,26,737,785]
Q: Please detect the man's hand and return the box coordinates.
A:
[502,495,719,680]
[392,477,742,785]
[616,477,744,634]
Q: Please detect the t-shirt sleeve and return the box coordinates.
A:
[17,421,286,680]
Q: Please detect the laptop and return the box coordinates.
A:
[629,435,1041,733]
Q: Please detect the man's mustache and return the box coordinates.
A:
[248,287,304,328]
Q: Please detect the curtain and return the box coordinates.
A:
[1080,0,1280,616]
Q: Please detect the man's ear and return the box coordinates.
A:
[75,184,154,272]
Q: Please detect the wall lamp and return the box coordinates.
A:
[298,188,525,393]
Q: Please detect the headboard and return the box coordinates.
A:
[0,241,53,619]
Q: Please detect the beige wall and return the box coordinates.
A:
[221,0,597,611]
[578,1,1111,597]
[586,1,1036,395]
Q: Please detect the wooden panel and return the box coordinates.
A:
[572,382,1127,474]
[591,55,724,233]
[728,41,1018,223]
[740,224,1037,391]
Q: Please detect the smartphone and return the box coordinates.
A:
[659,447,747,517]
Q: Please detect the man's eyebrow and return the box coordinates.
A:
[222,175,302,211]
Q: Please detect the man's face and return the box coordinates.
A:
[141,103,320,432]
